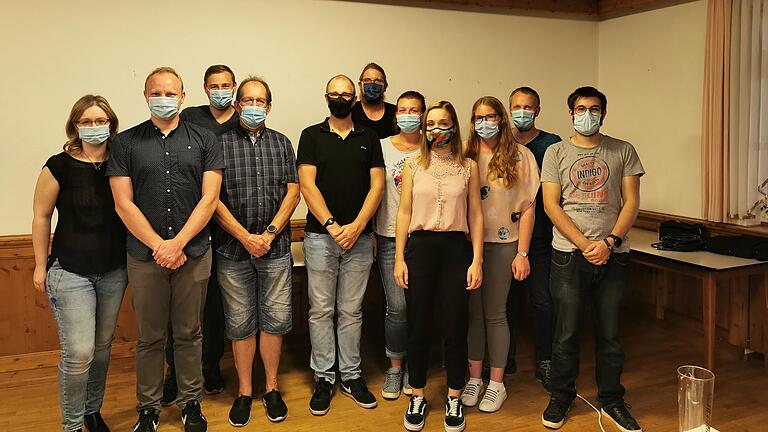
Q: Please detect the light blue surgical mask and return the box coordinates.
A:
[240,106,267,129]
[78,125,110,145]
[511,109,535,131]
[475,120,500,140]
[148,97,180,120]
[209,89,233,110]
[573,111,601,136]
[397,114,421,133]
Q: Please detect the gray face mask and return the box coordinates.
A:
[474,120,500,140]
[78,125,110,145]
[148,96,180,120]
[573,112,601,136]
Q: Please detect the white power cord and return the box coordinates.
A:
[576,393,607,432]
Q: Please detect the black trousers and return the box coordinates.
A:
[405,231,471,390]
[166,259,225,375]
[549,250,629,406]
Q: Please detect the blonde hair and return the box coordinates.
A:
[144,66,184,91]
[63,95,119,154]
[417,101,463,169]
[464,96,519,187]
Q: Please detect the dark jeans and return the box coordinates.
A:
[166,259,225,376]
[507,238,554,365]
[549,249,629,407]
[405,231,471,390]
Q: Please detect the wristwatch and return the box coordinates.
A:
[603,238,614,252]
[266,224,277,234]
[323,218,336,228]
[607,234,623,248]
[518,251,529,257]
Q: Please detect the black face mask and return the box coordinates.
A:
[327,97,354,118]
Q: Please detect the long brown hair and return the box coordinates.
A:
[63,95,119,155]
[417,101,463,169]
[465,96,518,187]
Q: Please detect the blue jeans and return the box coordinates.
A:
[217,252,293,338]
[304,232,374,383]
[549,250,629,407]
[376,235,407,359]
[46,260,127,431]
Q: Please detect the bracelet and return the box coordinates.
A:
[603,238,614,252]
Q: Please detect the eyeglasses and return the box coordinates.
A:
[574,105,602,115]
[473,113,500,123]
[361,78,385,86]
[326,92,355,101]
[76,118,110,127]
[239,97,269,107]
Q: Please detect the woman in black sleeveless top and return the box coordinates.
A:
[32,95,127,432]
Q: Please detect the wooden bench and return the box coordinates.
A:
[628,227,768,371]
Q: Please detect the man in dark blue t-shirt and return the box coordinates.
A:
[506,86,562,392]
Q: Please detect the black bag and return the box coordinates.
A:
[651,220,706,251]
[705,235,768,261]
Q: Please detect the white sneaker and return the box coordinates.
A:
[460,378,485,407]
[478,384,507,412]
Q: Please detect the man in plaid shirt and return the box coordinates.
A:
[212,76,300,426]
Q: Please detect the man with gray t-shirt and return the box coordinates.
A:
[539,87,644,432]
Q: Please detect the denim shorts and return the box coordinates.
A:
[217,252,293,338]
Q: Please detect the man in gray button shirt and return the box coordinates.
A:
[108,66,224,432]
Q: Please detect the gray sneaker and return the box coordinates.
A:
[381,367,403,400]
[403,367,413,396]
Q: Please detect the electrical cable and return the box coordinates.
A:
[576,393,607,432]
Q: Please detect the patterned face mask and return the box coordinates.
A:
[426,127,453,149]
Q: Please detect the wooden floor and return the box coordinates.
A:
[1,307,765,432]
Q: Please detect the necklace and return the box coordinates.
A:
[82,150,105,170]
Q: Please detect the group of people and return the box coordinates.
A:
[31,62,644,432]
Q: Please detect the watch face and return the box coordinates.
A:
[267,225,277,234]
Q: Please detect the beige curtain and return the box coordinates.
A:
[728,0,768,225]
[702,0,732,222]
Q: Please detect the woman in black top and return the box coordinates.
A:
[351,62,398,138]
[32,95,127,432]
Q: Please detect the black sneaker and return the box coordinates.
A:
[601,403,642,432]
[228,395,252,427]
[203,365,225,395]
[542,397,570,429]
[443,397,465,432]
[263,389,288,422]
[181,400,207,432]
[404,395,428,431]
[84,411,110,432]
[340,377,377,409]
[161,369,178,407]
[133,409,159,432]
[535,360,552,393]
[309,378,334,416]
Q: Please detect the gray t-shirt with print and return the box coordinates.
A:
[541,135,644,253]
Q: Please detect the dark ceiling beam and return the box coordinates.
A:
[339,0,599,20]
[341,0,701,21]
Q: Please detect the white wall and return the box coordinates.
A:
[598,0,707,218]
[0,0,598,235]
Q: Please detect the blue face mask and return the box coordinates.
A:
[474,120,500,140]
[209,89,233,110]
[573,112,601,136]
[511,109,535,131]
[363,82,384,102]
[240,106,267,129]
[78,125,110,145]
[148,97,180,120]
[397,114,421,133]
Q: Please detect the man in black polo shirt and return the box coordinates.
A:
[297,74,385,416]
[108,67,223,432]
[161,64,238,404]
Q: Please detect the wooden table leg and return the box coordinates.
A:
[702,272,717,371]
[656,270,669,320]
